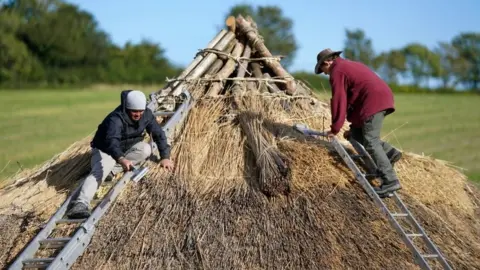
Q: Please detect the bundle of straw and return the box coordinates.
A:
[238,111,290,196]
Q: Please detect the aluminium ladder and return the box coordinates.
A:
[293,124,453,270]
[8,90,194,270]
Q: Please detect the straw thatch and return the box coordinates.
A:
[1,15,480,270]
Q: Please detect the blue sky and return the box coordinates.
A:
[66,0,479,73]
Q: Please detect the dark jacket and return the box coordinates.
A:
[91,90,170,161]
[329,58,395,134]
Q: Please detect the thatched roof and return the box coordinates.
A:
[1,15,480,270]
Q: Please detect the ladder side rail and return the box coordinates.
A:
[346,137,452,269]
[348,138,377,174]
[8,182,84,270]
[329,138,378,201]
[46,89,194,270]
[391,193,453,270]
[161,90,193,138]
[47,170,135,270]
[329,137,433,269]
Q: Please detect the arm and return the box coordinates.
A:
[145,111,171,160]
[103,117,125,161]
[329,71,348,135]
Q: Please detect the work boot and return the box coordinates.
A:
[66,202,90,219]
[387,149,403,167]
[374,179,401,196]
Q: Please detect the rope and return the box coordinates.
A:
[165,76,294,84]
[196,48,283,63]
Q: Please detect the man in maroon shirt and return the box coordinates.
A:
[314,48,403,196]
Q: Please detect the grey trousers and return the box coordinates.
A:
[350,110,398,183]
[75,141,152,207]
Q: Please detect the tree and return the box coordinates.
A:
[402,43,440,87]
[109,40,179,84]
[17,2,111,68]
[433,41,467,89]
[0,32,45,83]
[0,3,45,84]
[0,0,180,86]
[374,50,406,84]
[343,29,376,68]
[224,4,298,69]
[451,32,480,90]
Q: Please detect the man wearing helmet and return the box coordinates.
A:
[66,90,174,218]
[314,48,402,197]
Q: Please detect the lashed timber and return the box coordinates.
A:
[206,40,245,97]
[205,39,236,76]
[250,62,267,93]
[235,15,296,95]
[263,73,281,93]
[225,15,236,33]
[166,29,227,93]
[231,41,252,95]
[171,31,236,96]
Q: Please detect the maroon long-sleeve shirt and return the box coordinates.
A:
[328,58,395,134]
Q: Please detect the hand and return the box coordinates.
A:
[119,158,134,171]
[326,131,336,141]
[159,158,174,172]
[343,130,351,140]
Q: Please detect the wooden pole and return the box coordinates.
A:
[250,62,267,93]
[206,39,245,97]
[171,31,236,96]
[231,40,252,95]
[236,44,251,78]
[205,39,236,76]
[165,29,227,93]
[263,73,281,93]
[235,15,296,95]
[226,15,236,33]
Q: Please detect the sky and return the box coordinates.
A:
[65,0,480,73]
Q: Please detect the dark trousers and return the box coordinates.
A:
[350,110,398,183]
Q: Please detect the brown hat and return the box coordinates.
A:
[314,48,342,74]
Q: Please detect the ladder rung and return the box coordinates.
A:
[23,258,54,268]
[421,254,439,259]
[406,233,423,238]
[154,111,175,116]
[39,237,71,249]
[56,218,86,224]
[350,154,364,159]
[391,213,408,217]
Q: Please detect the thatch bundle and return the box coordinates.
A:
[1,15,480,270]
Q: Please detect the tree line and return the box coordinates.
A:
[343,29,479,92]
[0,0,181,87]
[1,1,479,92]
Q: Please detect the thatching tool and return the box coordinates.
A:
[131,166,149,183]
[292,123,452,270]
[293,123,327,137]
[9,89,193,270]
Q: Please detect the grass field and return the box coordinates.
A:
[383,93,480,181]
[0,86,160,181]
[1,88,479,182]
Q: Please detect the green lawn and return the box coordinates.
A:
[381,93,480,182]
[0,86,160,181]
[0,89,479,182]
